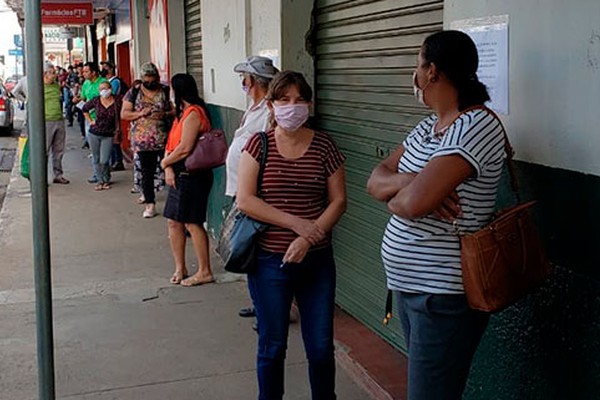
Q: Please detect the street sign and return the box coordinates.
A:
[8,49,23,57]
[13,34,23,48]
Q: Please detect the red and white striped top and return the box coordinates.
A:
[244,130,345,254]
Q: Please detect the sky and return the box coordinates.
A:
[0,0,23,79]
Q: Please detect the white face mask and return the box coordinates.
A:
[412,71,430,106]
[100,89,112,98]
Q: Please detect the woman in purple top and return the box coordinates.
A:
[83,81,123,190]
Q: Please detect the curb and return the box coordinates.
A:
[334,307,408,400]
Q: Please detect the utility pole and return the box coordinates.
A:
[24,0,56,399]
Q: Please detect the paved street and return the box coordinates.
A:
[0,123,370,400]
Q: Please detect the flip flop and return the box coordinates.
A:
[170,271,188,284]
[101,183,111,190]
[94,183,104,191]
[181,275,215,287]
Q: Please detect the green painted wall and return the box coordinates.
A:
[205,104,243,238]
[464,163,600,399]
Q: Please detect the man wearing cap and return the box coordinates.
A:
[227,56,279,323]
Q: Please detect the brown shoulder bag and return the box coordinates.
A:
[458,110,552,312]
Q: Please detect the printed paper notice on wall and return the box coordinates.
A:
[451,15,509,115]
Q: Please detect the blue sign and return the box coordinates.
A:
[8,49,23,57]
[13,34,22,48]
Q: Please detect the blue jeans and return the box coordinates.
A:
[88,133,113,183]
[396,292,489,400]
[248,247,337,400]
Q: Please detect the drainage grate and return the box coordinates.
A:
[0,148,16,172]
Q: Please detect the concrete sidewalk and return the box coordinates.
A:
[0,125,370,400]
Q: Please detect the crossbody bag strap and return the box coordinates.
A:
[459,105,520,199]
[256,131,268,195]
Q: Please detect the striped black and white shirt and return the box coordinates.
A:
[381,108,506,294]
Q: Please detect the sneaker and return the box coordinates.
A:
[238,307,256,318]
[111,162,125,171]
[87,176,98,184]
[82,142,89,149]
[142,204,157,218]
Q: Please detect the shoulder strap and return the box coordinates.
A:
[130,86,140,103]
[256,131,268,194]
[459,105,520,198]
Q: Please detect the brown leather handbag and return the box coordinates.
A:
[184,128,228,173]
[458,125,551,312]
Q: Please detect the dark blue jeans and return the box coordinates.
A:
[396,292,489,400]
[248,247,337,400]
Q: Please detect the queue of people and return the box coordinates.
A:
[17,28,509,400]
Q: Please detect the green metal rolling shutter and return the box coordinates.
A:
[185,0,203,92]
[314,0,443,348]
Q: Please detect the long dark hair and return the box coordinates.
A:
[171,73,210,123]
[422,30,490,111]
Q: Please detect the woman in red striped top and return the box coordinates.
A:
[237,71,347,399]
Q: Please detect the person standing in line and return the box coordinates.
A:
[82,81,123,191]
[227,56,279,320]
[43,65,70,185]
[73,62,108,181]
[366,30,505,400]
[160,73,214,286]
[237,71,346,400]
[100,60,126,171]
[121,62,174,218]
[11,75,27,114]
[64,65,78,127]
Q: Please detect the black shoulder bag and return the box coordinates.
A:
[216,131,269,274]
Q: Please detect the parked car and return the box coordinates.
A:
[0,83,14,134]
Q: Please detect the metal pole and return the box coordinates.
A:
[24,0,56,399]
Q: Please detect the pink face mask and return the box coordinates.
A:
[273,104,310,132]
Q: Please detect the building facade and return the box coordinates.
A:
[8,0,596,397]
[128,1,600,398]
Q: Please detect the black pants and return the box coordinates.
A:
[138,150,162,204]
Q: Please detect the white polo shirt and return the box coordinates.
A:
[225,98,270,196]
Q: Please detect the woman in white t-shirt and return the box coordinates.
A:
[227,56,279,320]
[367,30,506,400]
[226,56,279,197]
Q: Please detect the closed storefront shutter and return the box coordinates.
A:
[185,0,203,92]
[314,0,443,348]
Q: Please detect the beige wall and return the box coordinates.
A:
[201,0,248,110]
[199,0,315,110]
[167,0,187,79]
[445,0,600,175]
[281,0,314,91]
[249,0,281,68]
[130,0,151,79]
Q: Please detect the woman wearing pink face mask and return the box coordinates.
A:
[236,71,347,399]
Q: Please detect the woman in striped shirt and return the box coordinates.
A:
[237,71,346,399]
[367,31,506,400]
